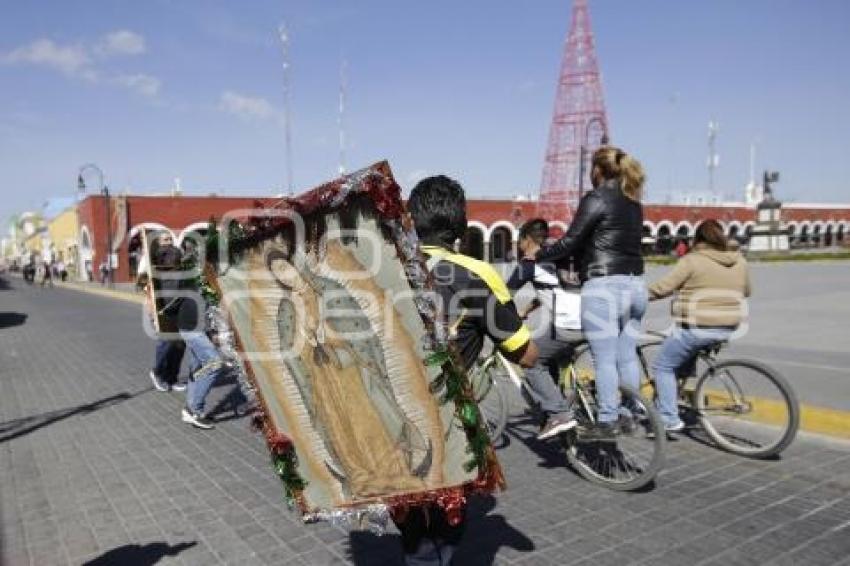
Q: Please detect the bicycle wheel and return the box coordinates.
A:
[564,382,666,491]
[694,359,799,458]
[471,356,510,443]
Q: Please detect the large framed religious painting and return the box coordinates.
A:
[205,162,503,527]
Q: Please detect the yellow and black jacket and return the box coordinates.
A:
[422,245,531,369]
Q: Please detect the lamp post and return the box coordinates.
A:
[77,164,112,287]
[577,118,608,201]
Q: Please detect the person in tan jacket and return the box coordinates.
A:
[648,219,751,431]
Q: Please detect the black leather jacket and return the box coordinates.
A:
[536,180,644,281]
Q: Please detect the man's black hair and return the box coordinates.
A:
[407,175,467,247]
[519,218,549,244]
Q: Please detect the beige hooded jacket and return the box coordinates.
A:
[649,245,751,327]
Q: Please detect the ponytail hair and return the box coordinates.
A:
[591,145,646,201]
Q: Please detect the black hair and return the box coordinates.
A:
[407,175,467,247]
[519,218,549,244]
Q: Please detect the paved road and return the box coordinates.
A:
[2,276,850,565]
[504,261,850,412]
[646,261,850,412]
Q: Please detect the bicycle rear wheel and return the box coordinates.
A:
[694,359,799,458]
[472,356,510,443]
[564,382,666,491]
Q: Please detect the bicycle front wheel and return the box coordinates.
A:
[472,356,510,444]
[694,359,799,458]
[565,383,666,491]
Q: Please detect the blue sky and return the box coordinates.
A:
[2,0,849,227]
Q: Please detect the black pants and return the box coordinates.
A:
[395,505,465,566]
[154,339,185,384]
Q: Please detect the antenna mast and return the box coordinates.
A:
[278,23,294,195]
[338,56,347,176]
[707,120,719,197]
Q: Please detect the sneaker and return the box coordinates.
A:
[149,371,169,392]
[181,408,214,429]
[170,382,187,392]
[581,422,617,442]
[537,415,578,440]
[648,420,685,438]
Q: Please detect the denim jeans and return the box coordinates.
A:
[580,275,648,423]
[179,330,225,414]
[153,339,185,384]
[652,326,735,426]
[523,327,584,420]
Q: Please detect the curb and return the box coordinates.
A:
[54,280,145,305]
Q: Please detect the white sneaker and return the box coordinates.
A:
[149,371,169,392]
[537,416,578,440]
[181,408,214,429]
[171,382,187,392]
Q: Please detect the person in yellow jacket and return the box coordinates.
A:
[648,219,751,432]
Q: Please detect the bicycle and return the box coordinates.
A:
[620,329,800,459]
[471,342,666,491]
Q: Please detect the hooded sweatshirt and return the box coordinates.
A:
[648,244,751,327]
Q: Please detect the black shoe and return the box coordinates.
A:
[582,422,617,442]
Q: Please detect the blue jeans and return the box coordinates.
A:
[652,326,735,426]
[179,330,225,414]
[153,339,185,384]
[580,275,648,423]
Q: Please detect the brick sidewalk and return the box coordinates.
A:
[1,277,849,565]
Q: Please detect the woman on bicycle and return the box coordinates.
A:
[648,219,751,432]
[534,146,647,439]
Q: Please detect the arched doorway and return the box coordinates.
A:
[744,224,754,244]
[838,224,846,244]
[460,226,485,260]
[489,226,513,263]
[641,225,654,255]
[824,225,834,247]
[79,226,93,282]
[812,225,822,247]
[728,225,739,242]
[799,225,809,245]
[656,225,672,255]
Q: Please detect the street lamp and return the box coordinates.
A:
[577,118,609,200]
[78,164,112,287]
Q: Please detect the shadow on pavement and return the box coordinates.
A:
[0,277,12,290]
[206,370,256,423]
[81,541,196,565]
[346,495,534,565]
[0,390,144,443]
[0,312,28,329]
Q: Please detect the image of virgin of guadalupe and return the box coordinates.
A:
[266,246,432,499]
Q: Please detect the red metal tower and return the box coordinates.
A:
[537,0,610,224]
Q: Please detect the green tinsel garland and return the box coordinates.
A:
[426,349,490,473]
[272,450,307,506]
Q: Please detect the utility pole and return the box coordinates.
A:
[707,120,719,198]
[278,22,294,195]
[338,56,347,176]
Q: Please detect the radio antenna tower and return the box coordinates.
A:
[707,120,719,197]
[338,56,347,176]
[538,0,609,223]
[278,23,294,195]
